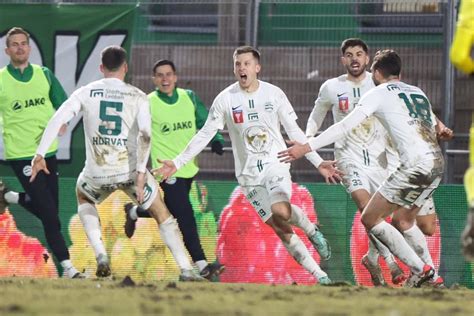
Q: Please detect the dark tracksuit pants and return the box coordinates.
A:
[10,156,70,262]
[137,177,206,263]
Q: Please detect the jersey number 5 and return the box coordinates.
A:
[99,101,123,136]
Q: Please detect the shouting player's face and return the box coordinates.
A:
[5,33,31,67]
[341,45,369,79]
[234,52,261,92]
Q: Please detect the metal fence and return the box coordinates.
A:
[0,0,470,183]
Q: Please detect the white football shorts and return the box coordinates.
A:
[76,169,158,210]
[241,165,292,222]
[337,159,387,194]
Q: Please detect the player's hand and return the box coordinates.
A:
[437,126,454,141]
[317,160,343,184]
[278,140,312,163]
[462,207,474,260]
[211,140,224,155]
[152,159,177,181]
[30,154,49,183]
[136,172,146,204]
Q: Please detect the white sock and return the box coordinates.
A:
[4,191,19,204]
[403,224,437,278]
[60,260,79,278]
[369,236,398,268]
[129,206,138,220]
[283,233,327,280]
[159,216,193,271]
[366,239,380,265]
[370,221,425,274]
[78,203,107,258]
[195,260,208,272]
[288,204,315,236]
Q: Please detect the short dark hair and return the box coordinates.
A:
[233,46,261,63]
[340,38,368,55]
[101,45,127,72]
[152,59,176,74]
[5,27,30,47]
[371,49,402,78]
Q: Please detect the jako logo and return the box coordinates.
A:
[160,123,171,135]
[11,100,23,112]
[90,89,104,97]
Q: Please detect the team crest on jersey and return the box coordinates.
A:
[264,102,274,112]
[232,108,244,123]
[244,126,271,153]
[338,96,349,112]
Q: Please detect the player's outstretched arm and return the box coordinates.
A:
[278,140,312,162]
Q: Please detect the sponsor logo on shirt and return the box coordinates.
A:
[90,89,104,97]
[11,98,46,112]
[338,96,349,112]
[248,112,259,121]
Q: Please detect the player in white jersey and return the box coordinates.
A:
[156,46,342,285]
[306,38,404,286]
[280,49,442,287]
[30,46,204,281]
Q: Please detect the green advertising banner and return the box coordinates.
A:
[1,175,472,288]
[0,3,136,176]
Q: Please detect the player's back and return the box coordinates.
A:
[361,81,442,168]
[76,78,148,184]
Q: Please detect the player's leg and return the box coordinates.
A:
[406,197,443,287]
[416,197,437,236]
[361,193,433,287]
[346,162,403,285]
[243,181,330,284]
[161,178,223,279]
[76,174,110,277]
[130,171,205,281]
[288,204,331,260]
[11,158,83,278]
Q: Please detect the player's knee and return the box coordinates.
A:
[360,212,374,230]
[417,221,436,236]
[271,202,291,221]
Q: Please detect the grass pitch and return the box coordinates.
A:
[0,277,474,315]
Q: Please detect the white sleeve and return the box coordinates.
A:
[36,93,81,157]
[278,92,323,168]
[173,98,225,169]
[136,96,152,173]
[308,107,369,151]
[306,82,332,137]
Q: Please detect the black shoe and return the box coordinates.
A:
[124,203,137,238]
[0,180,9,214]
[200,262,226,280]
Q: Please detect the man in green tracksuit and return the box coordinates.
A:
[124,59,225,279]
[0,27,82,278]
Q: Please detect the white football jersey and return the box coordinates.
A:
[207,81,298,186]
[64,78,150,184]
[358,81,442,167]
[307,72,388,168]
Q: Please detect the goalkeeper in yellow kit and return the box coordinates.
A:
[462,118,474,259]
[450,0,474,75]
